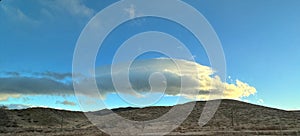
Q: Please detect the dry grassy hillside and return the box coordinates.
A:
[0,99,299,135]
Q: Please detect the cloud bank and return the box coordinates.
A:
[0,58,256,101]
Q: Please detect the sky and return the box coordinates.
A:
[0,0,300,111]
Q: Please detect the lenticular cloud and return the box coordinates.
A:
[0,58,256,101]
[93,58,256,100]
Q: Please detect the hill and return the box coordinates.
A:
[0,99,299,135]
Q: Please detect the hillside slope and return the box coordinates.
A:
[0,99,299,135]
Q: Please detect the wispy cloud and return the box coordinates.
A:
[40,0,95,18]
[0,4,39,24]
[0,0,94,25]
[123,4,146,25]
[33,71,72,80]
[56,100,76,106]
[125,4,136,19]
[4,71,20,77]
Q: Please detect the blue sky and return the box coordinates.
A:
[0,0,300,111]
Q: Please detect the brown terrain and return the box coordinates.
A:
[0,99,300,135]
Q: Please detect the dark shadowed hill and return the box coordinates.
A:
[0,99,299,135]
